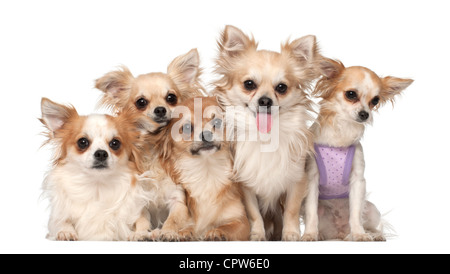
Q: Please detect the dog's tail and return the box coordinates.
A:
[373,210,397,241]
[379,210,398,240]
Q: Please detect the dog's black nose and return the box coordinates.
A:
[358,111,370,121]
[258,97,273,108]
[94,150,108,162]
[154,107,167,118]
[200,131,213,143]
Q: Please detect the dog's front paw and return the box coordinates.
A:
[178,228,196,241]
[56,231,78,241]
[371,233,386,242]
[249,231,266,241]
[346,233,373,242]
[159,230,181,242]
[147,229,161,241]
[204,229,228,241]
[282,231,301,241]
[128,231,154,242]
[301,233,319,242]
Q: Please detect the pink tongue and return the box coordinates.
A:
[256,113,273,133]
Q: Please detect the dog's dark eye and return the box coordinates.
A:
[77,138,89,150]
[213,119,222,129]
[275,83,288,94]
[371,96,380,106]
[345,90,358,101]
[135,98,149,110]
[182,123,192,135]
[109,139,121,151]
[166,94,178,105]
[243,80,257,91]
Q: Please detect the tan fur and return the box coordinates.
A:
[40,99,84,166]
[314,59,413,109]
[40,99,147,172]
[282,174,309,240]
[153,97,250,241]
[93,49,207,241]
[212,25,319,241]
[95,49,204,133]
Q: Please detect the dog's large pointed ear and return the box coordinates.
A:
[318,58,345,79]
[282,35,321,86]
[129,123,147,174]
[94,66,134,109]
[167,48,201,92]
[312,58,345,98]
[380,76,414,106]
[218,25,257,57]
[40,98,78,137]
[115,108,150,173]
[284,35,319,64]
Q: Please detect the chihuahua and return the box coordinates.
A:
[154,97,250,241]
[40,98,152,241]
[94,49,205,240]
[213,25,321,241]
[302,59,413,241]
[95,48,204,133]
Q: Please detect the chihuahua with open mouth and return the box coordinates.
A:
[302,59,413,241]
[153,97,250,241]
[213,25,321,241]
[40,98,152,241]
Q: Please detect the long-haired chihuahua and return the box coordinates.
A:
[154,97,250,241]
[95,48,204,133]
[40,98,152,241]
[94,49,205,240]
[213,25,321,241]
[302,59,413,241]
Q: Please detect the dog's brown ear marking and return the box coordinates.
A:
[40,97,78,136]
[380,76,414,106]
[319,58,345,79]
[94,66,134,109]
[312,59,345,99]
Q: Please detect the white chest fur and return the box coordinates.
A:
[313,115,365,148]
[44,164,148,241]
[233,110,310,213]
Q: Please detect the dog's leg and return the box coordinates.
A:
[243,187,266,241]
[282,170,308,241]
[129,208,152,241]
[204,215,250,241]
[159,202,191,241]
[302,156,320,241]
[159,186,191,242]
[54,220,78,241]
[347,143,372,241]
[178,225,196,241]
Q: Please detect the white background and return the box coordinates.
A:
[1,0,449,254]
